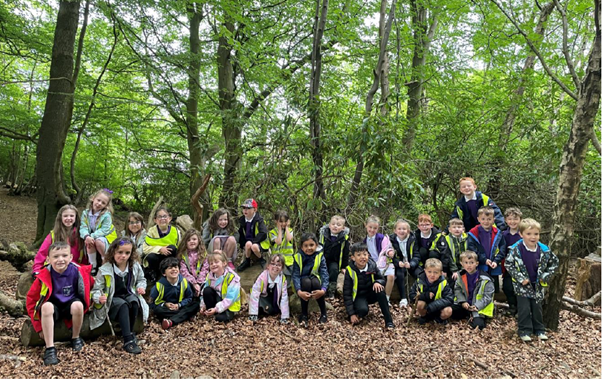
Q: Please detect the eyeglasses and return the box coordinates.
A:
[156,215,170,220]
[129,221,141,225]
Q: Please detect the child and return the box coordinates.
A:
[178,229,207,298]
[318,215,350,299]
[121,212,147,256]
[202,208,239,268]
[431,218,467,284]
[143,206,182,283]
[409,258,453,324]
[450,251,494,330]
[410,214,441,279]
[388,219,414,307]
[505,218,558,342]
[90,237,148,354]
[502,207,522,315]
[236,199,270,272]
[343,243,394,328]
[80,188,118,273]
[33,205,86,277]
[248,254,290,323]
[26,242,93,365]
[363,215,395,304]
[268,210,295,281]
[292,232,329,327]
[450,177,506,232]
[149,257,199,330]
[200,251,242,322]
[467,206,507,294]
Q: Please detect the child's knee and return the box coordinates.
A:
[226,236,236,245]
[71,301,84,315]
[440,306,452,320]
[416,300,427,310]
[41,302,54,317]
[250,244,261,253]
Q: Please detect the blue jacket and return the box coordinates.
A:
[467,225,507,276]
[149,274,193,309]
[291,247,329,292]
[450,191,506,231]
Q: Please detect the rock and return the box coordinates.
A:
[170,370,180,379]
[16,272,33,301]
[176,215,194,232]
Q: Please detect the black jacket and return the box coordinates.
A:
[343,259,384,317]
[409,272,453,314]
[237,212,268,249]
[410,227,440,277]
[318,225,350,270]
[388,232,415,270]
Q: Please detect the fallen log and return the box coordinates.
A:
[563,290,602,307]
[0,242,35,272]
[574,255,601,301]
[561,301,602,320]
[0,290,24,317]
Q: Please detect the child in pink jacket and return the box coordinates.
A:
[248,254,290,323]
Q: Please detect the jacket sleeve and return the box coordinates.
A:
[33,234,53,274]
[280,279,290,319]
[253,218,268,244]
[134,263,147,290]
[540,250,559,284]
[215,276,240,313]
[341,238,350,269]
[373,267,386,286]
[292,258,301,292]
[26,279,43,333]
[432,236,451,273]
[80,211,91,239]
[319,255,329,290]
[474,279,495,312]
[342,270,356,317]
[504,247,527,284]
[201,221,212,248]
[91,212,114,239]
[180,258,196,284]
[427,283,453,313]
[493,234,507,264]
[149,284,159,309]
[488,199,507,231]
[450,200,462,221]
[199,260,209,283]
[143,227,162,255]
[91,270,107,304]
[248,274,263,316]
[237,219,245,249]
[454,280,467,305]
[179,282,193,307]
[467,235,486,266]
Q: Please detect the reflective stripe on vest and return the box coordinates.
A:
[257,224,271,250]
[145,226,180,248]
[34,282,50,320]
[346,265,375,301]
[183,253,201,275]
[269,228,294,265]
[294,251,324,283]
[457,195,489,221]
[85,215,118,244]
[475,279,494,317]
[95,274,112,309]
[259,275,287,294]
[419,279,447,300]
[154,278,187,305]
[319,233,349,270]
[222,273,241,312]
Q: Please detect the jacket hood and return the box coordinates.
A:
[320,225,350,238]
[459,269,492,281]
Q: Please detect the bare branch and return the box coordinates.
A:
[553,0,581,88]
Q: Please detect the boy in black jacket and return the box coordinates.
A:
[410,214,441,278]
[409,258,453,325]
[237,198,269,272]
[318,215,350,298]
[343,243,394,329]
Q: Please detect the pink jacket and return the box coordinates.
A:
[32,229,85,274]
[179,250,205,285]
[248,270,290,319]
[377,235,393,271]
[200,267,241,314]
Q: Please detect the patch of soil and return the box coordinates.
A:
[0,188,37,246]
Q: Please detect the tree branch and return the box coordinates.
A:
[553,0,581,89]
[72,0,90,87]
[563,290,602,307]
[590,127,602,155]
[562,301,602,319]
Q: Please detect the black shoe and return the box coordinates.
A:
[258,257,267,269]
[237,258,251,272]
[319,314,328,324]
[43,347,59,366]
[418,317,427,325]
[298,314,309,328]
[91,267,98,277]
[435,317,448,325]
[123,340,142,354]
[71,337,85,352]
[386,322,395,329]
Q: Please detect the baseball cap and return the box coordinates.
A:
[241,198,258,208]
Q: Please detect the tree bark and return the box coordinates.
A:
[561,302,602,320]
[0,291,23,317]
[34,0,81,244]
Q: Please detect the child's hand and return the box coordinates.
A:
[350,315,360,325]
[452,272,458,281]
[205,308,217,316]
[462,302,470,310]
[297,290,311,301]
[399,262,404,268]
[386,250,394,258]
[159,246,169,256]
[404,262,411,269]
[469,305,478,312]
[373,283,384,293]
[99,295,107,304]
[489,261,497,269]
[442,272,447,278]
[199,306,206,314]
[137,287,145,295]
[521,279,530,286]
[165,302,178,310]
[85,236,95,245]
[429,292,434,299]
[311,289,325,299]
[340,268,346,274]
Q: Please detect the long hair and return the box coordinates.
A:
[207,208,236,234]
[105,237,140,267]
[52,205,82,249]
[124,212,145,239]
[177,229,206,260]
[86,188,115,216]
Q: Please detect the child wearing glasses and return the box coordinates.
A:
[121,212,147,256]
[143,206,182,284]
[248,253,290,323]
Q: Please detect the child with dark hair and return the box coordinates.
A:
[502,207,523,316]
[143,207,182,283]
[178,229,207,297]
[121,212,146,256]
[202,208,239,267]
[269,210,295,282]
[343,243,394,328]
[90,237,147,354]
[149,257,199,330]
[292,232,329,327]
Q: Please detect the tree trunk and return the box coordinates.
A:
[574,256,601,301]
[545,1,601,329]
[35,0,81,244]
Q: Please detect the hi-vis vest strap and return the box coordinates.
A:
[154,278,188,305]
[259,275,287,294]
[346,265,375,301]
[475,279,494,317]
[456,195,489,220]
[206,272,241,312]
[254,223,271,250]
[419,279,447,300]
[34,282,50,320]
[145,226,180,247]
[445,234,466,264]
[84,215,118,244]
[183,253,201,275]
[95,274,113,309]
[294,252,324,282]
[269,228,294,265]
[319,233,349,270]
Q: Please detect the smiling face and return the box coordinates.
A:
[418,221,433,235]
[61,209,77,228]
[217,214,229,229]
[48,247,72,274]
[477,214,494,230]
[394,222,410,240]
[459,180,477,197]
[329,219,344,235]
[425,266,442,283]
[506,215,521,231]
[163,265,180,282]
[268,257,284,278]
[92,193,109,213]
[128,217,142,234]
[209,256,227,277]
[520,227,540,250]
[187,234,200,251]
[351,250,370,270]
[301,239,317,256]
[154,210,171,230]
[365,222,379,238]
[114,244,133,267]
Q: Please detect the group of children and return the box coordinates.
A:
[27,177,559,366]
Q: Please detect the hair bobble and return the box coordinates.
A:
[103,188,114,194]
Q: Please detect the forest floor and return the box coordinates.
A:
[0,188,600,379]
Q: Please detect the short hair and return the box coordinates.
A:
[274,210,289,222]
[160,257,180,274]
[394,219,410,229]
[459,250,478,262]
[477,206,494,217]
[504,207,523,218]
[300,232,318,246]
[330,215,345,224]
[350,242,369,255]
[418,214,432,224]
[424,258,442,271]
[366,215,381,225]
[459,177,476,186]
[49,241,70,255]
[207,250,228,264]
[269,253,285,267]
[448,218,464,227]
[154,206,171,219]
[519,218,541,233]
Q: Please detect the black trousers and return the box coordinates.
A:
[202,287,234,322]
[108,294,140,340]
[327,260,339,288]
[353,290,392,324]
[394,267,407,300]
[145,245,178,278]
[490,274,500,293]
[517,295,545,336]
[153,300,199,325]
[300,276,326,316]
[502,274,517,309]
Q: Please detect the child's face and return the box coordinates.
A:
[187,234,200,251]
[209,258,227,276]
[217,214,229,229]
[424,266,442,283]
[92,193,109,213]
[351,250,370,269]
[459,180,476,196]
[301,239,318,255]
[461,258,478,274]
[154,211,171,229]
[477,214,494,230]
[418,220,433,234]
[48,247,72,274]
[329,219,344,235]
[365,222,379,237]
[506,215,521,230]
[61,209,77,228]
[242,207,256,219]
[114,244,132,267]
[277,218,288,229]
[268,258,284,278]
[395,223,410,239]
[520,227,540,248]
[163,265,180,281]
[449,224,465,237]
[128,217,142,234]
